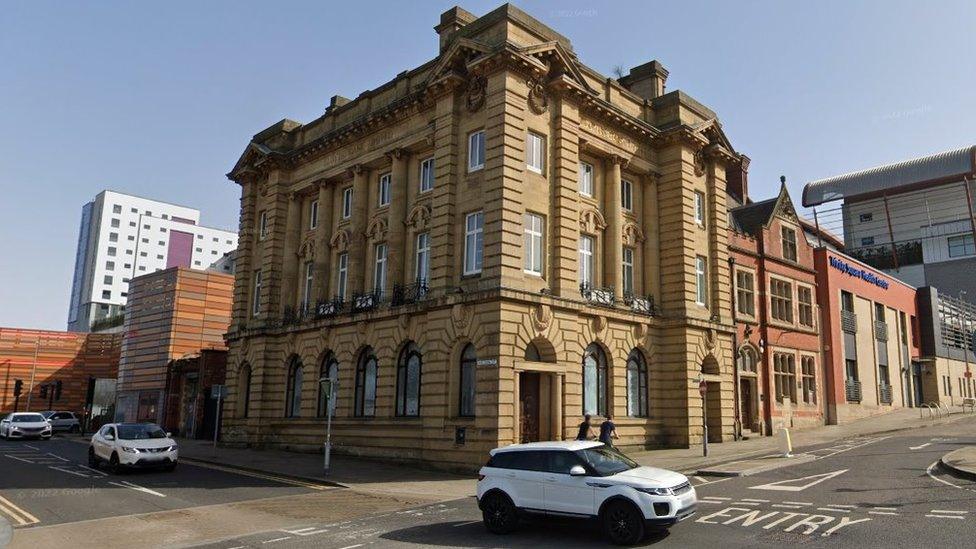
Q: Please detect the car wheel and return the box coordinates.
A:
[88,447,99,468]
[603,500,645,546]
[109,452,121,474]
[481,491,518,534]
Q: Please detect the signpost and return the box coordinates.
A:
[320,378,336,474]
[699,376,708,457]
[210,384,227,453]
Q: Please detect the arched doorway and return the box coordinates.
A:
[737,346,761,435]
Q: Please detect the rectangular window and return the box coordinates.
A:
[464,211,484,275]
[801,356,816,404]
[782,227,798,261]
[310,199,319,229]
[579,235,594,287]
[694,191,705,226]
[523,213,544,275]
[112,204,122,214]
[622,247,635,295]
[859,213,873,223]
[948,234,975,258]
[105,261,115,271]
[259,211,268,240]
[798,285,814,327]
[302,262,314,311]
[252,270,262,316]
[526,132,545,173]
[621,179,633,211]
[107,246,117,257]
[773,353,797,403]
[579,162,594,196]
[420,157,435,192]
[103,275,113,285]
[695,256,708,305]
[841,290,854,313]
[860,236,875,246]
[771,278,794,323]
[337,253,348,301]
[111,218,120,228]
[109,232,118,243]
[468,130,485,172]
[374,243,388,293]
[736,270,755,317]
[102,290,111,299]
[342,187,353,219]
[416,232,430,283]
[378,173,391,207]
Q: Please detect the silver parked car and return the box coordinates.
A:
[0,413,53,440]
[41,411,81,433]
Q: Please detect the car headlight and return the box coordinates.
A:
[120,446,140,453]
[636,487,673,496]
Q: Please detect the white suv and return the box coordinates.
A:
[476,441,696,545]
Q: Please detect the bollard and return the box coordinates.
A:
[779,427,793,458]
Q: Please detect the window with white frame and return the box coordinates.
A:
[302,262,314,311]
[694,191,705,226]
[374,243,387,293]
[378,173,391,207]
[468,130,485,172]
[341,187,353,219]
[523,213,544,275]
[336,253,348,301]
[464,211,484,275]
[621,179,633,211]
[622,247,635,295]
[579,235,594,286]
[526,132,545,173]
[420,157,435,193]
[579,162,594,196]
[695,255,708,305]
[416,232,430,283]
[948,234,975,258]
[736,269,755,317]
[259,211,268,240]
[252,270,262,316]
[310,199,319,230]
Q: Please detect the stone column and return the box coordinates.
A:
[387,148,409,287]
[349,165,369,294]
[280,192,302,311]
[550,96,581,297]
[314,181,334,302]
[604,156,624,296]
[642,175,661,303]
[232,179,257,326]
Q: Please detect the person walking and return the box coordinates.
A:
[599,415,619,447]
[575,414,596,441]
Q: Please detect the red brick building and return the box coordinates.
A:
[161,348,228,439]
[729,184,824,435]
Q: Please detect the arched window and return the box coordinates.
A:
[396,343,422,417]
[285,357,304,418]
[459,344,477,417]
[582,344,607,416]
[738,347,758,373]
[317,352,339,417]
[524,342,541,361]
[626,349,648,417]
[238,363,252,419]
[354,348,378,417]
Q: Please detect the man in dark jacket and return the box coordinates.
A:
[575,414,596,441]
[599,415,619,447]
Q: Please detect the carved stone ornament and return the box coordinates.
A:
[579,207,607,234]
[622,222,645,246]
[527,77,549,114]
[298,237,315,260]
[466,75,487,112]
[365,217,389,240]
[693,148,706,177]
[532,304,553,334]
[406,203,432,230]
[258,181,271,197]
[451,303,473,334]
[590,315,608,341]
[704,328,716,351]
[330,229,350,252]
[633,322,648,342]
[240,336,250,356]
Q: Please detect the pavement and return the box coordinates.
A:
[941,445,976,480]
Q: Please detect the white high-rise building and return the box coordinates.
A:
[67,190,238,332]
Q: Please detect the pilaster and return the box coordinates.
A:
[350,165,369,294]
[550,95,581,297]
[604,155,624,296]
[315,181,334,302]
[387,148,409,287]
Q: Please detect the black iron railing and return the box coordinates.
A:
[352,289,383,312]
[580,283,615,307]
[841,310,858,334]
[391,279,429,306]
[845,379,862,403]
[624,293,657,316]
[314,298,344,319]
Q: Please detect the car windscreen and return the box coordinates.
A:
[12,414,46,423]
[575,446,640,476]
[41,411,54,418]
[117,424,167,440]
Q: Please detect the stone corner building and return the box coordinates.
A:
[223,4,747,470]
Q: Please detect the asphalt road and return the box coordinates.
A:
[192,419,976,548]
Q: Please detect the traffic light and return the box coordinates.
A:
[54,380,63,401]
[13,379,23,397]
[39,384,48,399]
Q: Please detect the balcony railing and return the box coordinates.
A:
[391,279,429,307]
[845,379,862,403]
[879,383,893,404]
[314,298,344,319]
[580,283,615,307]
[624,293,657,316]
[352,289,383,313]
[841,310,858,334]
[874,321,888,341]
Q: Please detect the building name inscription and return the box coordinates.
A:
[829,256,889,290]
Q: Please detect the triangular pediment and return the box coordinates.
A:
[424,37,493,86]
[691,118,736,154]
[227,142,273,181]
[772,183,799,224]
[517,41,595,94]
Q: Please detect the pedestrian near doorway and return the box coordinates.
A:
[599,415,618,447]
[575,414,596,440]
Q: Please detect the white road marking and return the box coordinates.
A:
[869,511,899,516]
[926,461,976,493]
[926,514,965,520]
[735,501,761,506]
[6,455,35,464]
[78,464,108,476]
[741,498,769,503]
[49,465,94,478]
[338,545,363,549]
[930,510,967,514]
[817,507,851,513]
[108,480,166,498]
[453,520,481,527]
[23,444,39,450]
[184,459,329,491]
[262,537,292,543]
[783,501,813,506]
[871,507,897,511]
[750,469,849,492]
[0,494,40,526]
[704,496,732,501]
[772,504,804,509]
[283,527,319,534]
[45,453,69,461]
[910,443,932,450]
[827,504,857,508]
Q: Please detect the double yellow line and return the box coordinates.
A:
[0,494,39,527]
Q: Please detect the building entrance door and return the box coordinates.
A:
[740,380,754,432]
[519,372,541,443]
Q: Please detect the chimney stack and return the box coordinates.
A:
[727,155,751,205]
[435,6,477,52]
[618,60,669,100]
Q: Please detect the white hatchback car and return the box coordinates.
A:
[88,423,178,472]
[0,413,52,440]
[477,441,696,545]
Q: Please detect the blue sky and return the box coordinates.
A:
[1,0,974,330]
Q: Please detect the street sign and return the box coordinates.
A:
[211,385,228,399]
